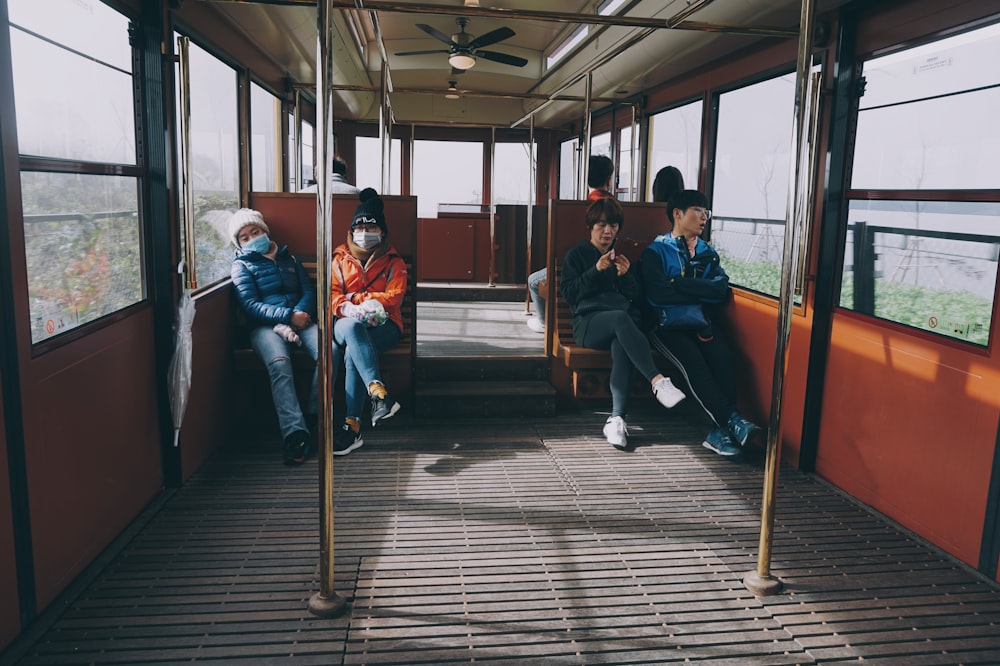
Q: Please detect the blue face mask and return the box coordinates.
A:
[242,233,270,254]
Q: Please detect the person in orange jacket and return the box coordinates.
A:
[329,188,408,455]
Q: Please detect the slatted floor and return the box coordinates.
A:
[8,407,1000,665]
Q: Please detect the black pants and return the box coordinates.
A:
[649,327,736,427]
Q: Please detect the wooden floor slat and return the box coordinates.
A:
[8,406,1000,665]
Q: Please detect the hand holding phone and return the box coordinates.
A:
[608,236,617,261]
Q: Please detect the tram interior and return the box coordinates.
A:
[2,0,1000,662]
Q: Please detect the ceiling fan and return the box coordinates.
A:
[395,17,528,71]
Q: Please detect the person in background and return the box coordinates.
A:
[527,154,618,334]
[329,188,407,455]
[641,189,763,461]
[300,157,361,195]
[651,165,685,204]
[560,197,686,450]
[230,208,318,466]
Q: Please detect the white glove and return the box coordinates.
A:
[273,323,302,345]
[341,300,388,327]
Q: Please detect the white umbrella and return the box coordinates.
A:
[167,288,195,447]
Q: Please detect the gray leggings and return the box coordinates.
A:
[580,310,659,417]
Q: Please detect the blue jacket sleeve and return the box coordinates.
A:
[231,259,294,325]
[291,257,316,318]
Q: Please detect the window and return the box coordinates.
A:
[176,37,239,288]
[547,25,588,70]
[647,100,702,199]
[9,0,143,343]
[711,72,796,297]
[356,136,402,194]
[412,140,483,217]
[558,137,579,199]
[494,142,536,205]
[616,125,636,201]
[840,23,1000,346]
[250,82,282,192]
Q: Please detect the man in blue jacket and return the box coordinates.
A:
[641,190,762,460]
[230,208,318,465]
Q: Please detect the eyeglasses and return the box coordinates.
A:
[687,206,712,219]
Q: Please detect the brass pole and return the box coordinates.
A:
[309,0,348,617]
[176,36,196,290]
[743,0,817,597]
[524,115,535,315]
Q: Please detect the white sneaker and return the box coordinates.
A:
[652,377,685,409]
[526,317,545,333]
[603,416,629,450]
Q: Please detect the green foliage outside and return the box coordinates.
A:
[719,248,992,346]
[840,275,991,346]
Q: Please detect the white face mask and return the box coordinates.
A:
[353,230,382,249]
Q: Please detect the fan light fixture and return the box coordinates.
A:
[445,81,460,99]
[448,52,476,70]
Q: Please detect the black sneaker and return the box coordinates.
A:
[333,422,364,456]
[370,393,400,427]
[282,430,309,465]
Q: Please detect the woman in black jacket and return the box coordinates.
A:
[559,197,686,450]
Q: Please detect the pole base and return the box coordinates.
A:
[743,570,784,596]
[308,591,349,617]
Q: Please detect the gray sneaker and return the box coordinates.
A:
[370,393,400,427]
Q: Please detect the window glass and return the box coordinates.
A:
[356,136,402,194]
[647,100,702,199]
[617,125,636,201]
[250,82,281,192]
[22,172,142,343]
[413,140,483,217]
[842,22,1000,346]
[852,24,1000,190]
[590,132,611,159]
[839,200,999,346]
[558,137,579,199]
[9,1,135,164]
[711,73,795,297]
[177,37,239,288]
[300,119,314,188]
[494,142,535,205]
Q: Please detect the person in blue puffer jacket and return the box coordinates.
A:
[230,208,317,466]
[641,189,763,461]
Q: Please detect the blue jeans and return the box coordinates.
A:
[332,317,402,419]
[250,323,318,438]
[527,267,547,322]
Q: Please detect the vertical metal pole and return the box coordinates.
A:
[293,89,303,192]
[380,59,390,194]
[581,72,593,198]
[525,116,535,314]
[309,0,347,618]
[743,0,816,597]
[176,36,196,290]
[629,104,638,201]
[488,126,496,287]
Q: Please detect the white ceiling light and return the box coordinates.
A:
[448,52,476,70]
[445,81,460,99]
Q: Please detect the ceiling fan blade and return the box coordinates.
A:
[477,50,528,68]
[417,23,456,47]
[395,49,450,57]
[468,26,515,50]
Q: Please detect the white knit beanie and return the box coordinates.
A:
[229,208,270,247]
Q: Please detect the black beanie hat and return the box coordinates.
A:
[351,187,387,235]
